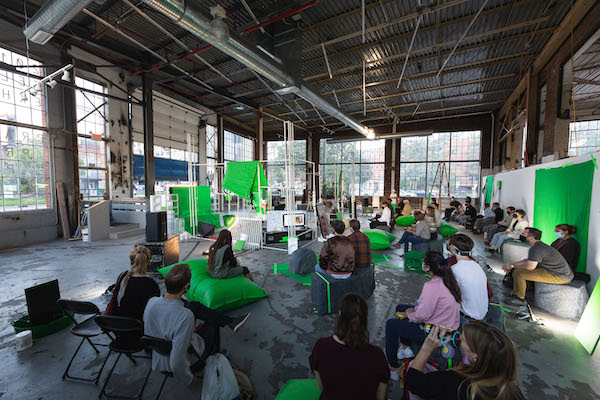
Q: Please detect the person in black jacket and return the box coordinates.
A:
[551,223,591,282]
[473,202,503,234]
[405,321,524,400]
[457,201,477,228]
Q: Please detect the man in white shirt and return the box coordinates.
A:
[143,264,205,386]
[447,234,489,322]
[369,200,393,231]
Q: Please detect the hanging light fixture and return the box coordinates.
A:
[30,83,42,97]
[46,79,58,89]
[62,69,70,81]
[20,91,28,102]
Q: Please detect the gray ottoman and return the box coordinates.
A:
[412,238,444,253]
[311,267,376,314]
[289,247,317,275]
[502,241,530,263]
[533,280,589,320]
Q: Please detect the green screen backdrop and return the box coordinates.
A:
[533,161,594,273]
[223,161,268,211]
[484,176,494,204]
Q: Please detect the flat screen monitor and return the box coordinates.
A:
[25,279,62,326]
[283,213,305,227]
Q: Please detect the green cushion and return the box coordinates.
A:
[223,215,235,227]
[275,379,322,400]
[395,215,416,226]
[364,229,396,250]
[158,258,267,312]
[440,224,458,237]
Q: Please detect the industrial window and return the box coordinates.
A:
[399,131,481,198]
[266,140,306,193]
[569,121,600,156]
[75,77,108,201]
[319,139,385,197]
[0,47,50,212]
[224,130,254,162]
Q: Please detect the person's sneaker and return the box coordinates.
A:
[397,344,415,360]
[389,366,400,381]
[509,297,528,307]
[458,225,465,229]
[228,313,251,333]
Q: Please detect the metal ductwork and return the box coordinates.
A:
[24,0,95,45]
[140,0,372,137]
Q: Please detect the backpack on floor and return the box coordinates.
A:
[201,353,241,400]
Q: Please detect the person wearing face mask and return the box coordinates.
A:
[487,209,528,253]
[385,252,461,380]
[483,206,515,242]
[473,202,502,234]
[551,224,580,272]
[446,235,489,323]
[501,228,574,307]
[404,322,525,400]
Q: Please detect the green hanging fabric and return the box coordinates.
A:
[484,176,494,203]
[533,161,594,273]
[222,161,268,212]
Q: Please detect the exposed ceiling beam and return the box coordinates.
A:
[302,15,550,67]
[498,0,597,118]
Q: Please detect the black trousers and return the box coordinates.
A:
[183,300,234,367]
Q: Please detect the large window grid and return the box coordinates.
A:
[399,131,481,198]
[319,139,385,197]
[569,121,600,156]
[75,77,108,200]
[266,140,306,194]
[0,47,50,212]
[224,130,254,162]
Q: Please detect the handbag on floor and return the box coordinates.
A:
[103,271,127,315]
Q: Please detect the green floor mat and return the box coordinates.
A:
[372,253,390,265]
[270,262,313,286]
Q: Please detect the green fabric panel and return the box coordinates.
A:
[172,186,220,231]
[364,229,396,250]
[395,215,416,226]
[270,263,312,286]
[485,176,494,203]
[576,279,600,354]
[234,240,245,251]
[158,258,268,312]
[440,224,458,237]
[196,186,212,214]
[533,161,594,273]
[197,213,221,229]
[172,186,193,232]
[222,161,268,211]
[275,379,322,399]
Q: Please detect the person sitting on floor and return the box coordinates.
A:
[487,209,528,253]
[394,211,431,255]
[425,206,439,239]
[317,219,355,279]
[484,206,515,242]
[207,229,254,281]
[401,199,413,216]
[446,234,489,323]
[111,245,160,321]
[310,293,389,400]
[457,200,477,228]
[474,202,503,234]
[370,200,393,231]
[347,219,372,269]
[501,227,574,307]
[431,201,443,229]
[405,321,525,400]
[444,197,462,221]
[386,252,461,380]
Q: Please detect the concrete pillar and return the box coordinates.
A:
[525,70,539,165]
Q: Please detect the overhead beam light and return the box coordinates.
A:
[23,0,94,45]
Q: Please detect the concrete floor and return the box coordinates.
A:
[0,223,599,399]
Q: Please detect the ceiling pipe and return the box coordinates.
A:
[140,0,372,137]
[24,0,94,44]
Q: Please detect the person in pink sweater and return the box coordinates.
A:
[386,252,462,380]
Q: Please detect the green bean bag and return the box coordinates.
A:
[364,229,396,250]
[395,215,416,226]
[440,224,458,237]
[158,258,267,312]
[223,214,235,227]
[275,379,321,400]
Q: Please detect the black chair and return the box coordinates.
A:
[94,316,152,399]
[57,299,113,384]
[141,336,173,400]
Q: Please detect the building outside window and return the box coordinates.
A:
[0,47,50,212]
[75,77,108,200]
[266,140,306,195]
[224,130,254,162]
[319,139,385,197]
[399,131,481,198]
[569,121,600,156]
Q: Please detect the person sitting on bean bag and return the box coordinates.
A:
[386,252,461,381]
[207,230,254,281]
[401,199,412,216]
[393,211,431,255]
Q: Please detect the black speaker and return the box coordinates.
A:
[146,211,167,242]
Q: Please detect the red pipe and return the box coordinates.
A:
[135,0,320,75]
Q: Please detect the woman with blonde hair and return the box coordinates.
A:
[112,245,160,320]
[405,321,524,400]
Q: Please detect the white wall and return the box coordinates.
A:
[484,150,600,292]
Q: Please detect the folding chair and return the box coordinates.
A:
[94,316,151,399]
[57,299,113,384]
[141,336,173,400]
